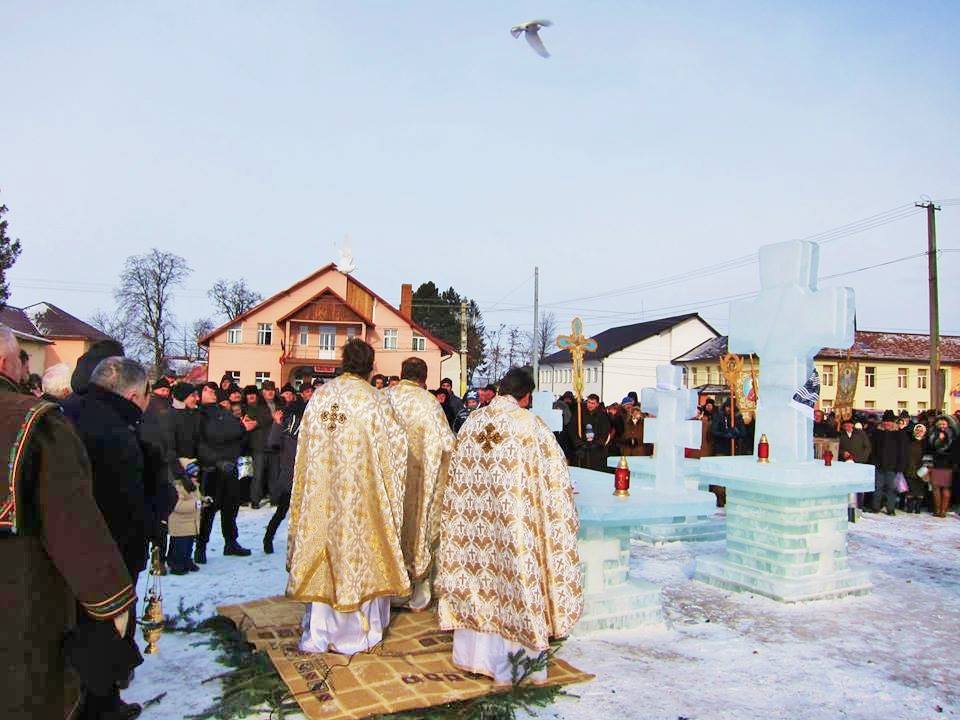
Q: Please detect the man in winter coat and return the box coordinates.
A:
[870,409,908,515]
[60,356,165,719]
[839,419,872,463]
[262,398,304,554]
[566,394,610,471]
[195,382,254,561]
[0,328,139,720]
[242,386,273,509]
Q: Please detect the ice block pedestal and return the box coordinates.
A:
[694,456,874,602]
[573,467,717,633]
[607,456,725,543]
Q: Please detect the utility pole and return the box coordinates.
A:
[916,200,941,411]
[459,301,468,396]
[532,267,540,390]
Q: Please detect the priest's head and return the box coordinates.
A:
[401,357,429,387]
[342,338,375,379]
[499,368,535,408]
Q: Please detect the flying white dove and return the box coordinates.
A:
[511,19,552,58]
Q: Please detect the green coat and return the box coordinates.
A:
[0,376,135,719]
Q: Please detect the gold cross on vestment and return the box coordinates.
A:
[556,317,597,402]
[477,423,503,453]
[320,403,346,432]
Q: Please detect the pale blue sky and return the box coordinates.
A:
[3,1,958,342]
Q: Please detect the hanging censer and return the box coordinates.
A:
[141,545,164,654]
[613,456,631,497]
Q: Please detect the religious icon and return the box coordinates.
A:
[835,360,859,411]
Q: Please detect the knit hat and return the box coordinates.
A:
[621,396,634,405]
[153,377,170,390]
[281,383,296,394]
[261,380,276,390]
[882,409,896,422]
[172,383,195,402]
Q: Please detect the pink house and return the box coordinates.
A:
[200,264,455,389]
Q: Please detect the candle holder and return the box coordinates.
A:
[757,434,770,463]
[613,456,631,497]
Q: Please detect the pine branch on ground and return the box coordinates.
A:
[158,603,573,720]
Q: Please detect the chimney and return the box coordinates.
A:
[400,283,413,319]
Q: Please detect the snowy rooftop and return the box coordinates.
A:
[674,330,960,364]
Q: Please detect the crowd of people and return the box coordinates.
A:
[4,317,958,719]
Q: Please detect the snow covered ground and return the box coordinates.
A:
[128,506,960,719]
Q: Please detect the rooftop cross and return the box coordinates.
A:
[729,240,854,464]
[642,365,701,494]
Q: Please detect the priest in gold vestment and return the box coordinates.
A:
[286,339,409,654]
[436,368,582,684]
[384,357,455,610]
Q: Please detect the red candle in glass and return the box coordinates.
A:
[757,434,770,463]
[614,456,631,496]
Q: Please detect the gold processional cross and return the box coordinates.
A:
[477,423,503,453]
[321,403,346,432]
[556,317,598,435]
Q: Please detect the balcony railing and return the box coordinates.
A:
[288,344,337,360]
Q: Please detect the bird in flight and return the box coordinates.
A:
[511,19,552,58]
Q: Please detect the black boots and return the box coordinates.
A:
[223,542,252,557]
[194,543,207,565]
[263,536,274,555]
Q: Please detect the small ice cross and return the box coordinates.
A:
[642,365,701,494]
[730,240,854,464]
[531,390,563,432]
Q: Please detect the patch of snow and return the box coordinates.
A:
[127,507,960,719]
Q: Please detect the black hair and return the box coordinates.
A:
[402,357,429,383]
[498,368,535,400]
[342,338,375,377]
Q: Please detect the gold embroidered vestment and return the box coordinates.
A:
[435,395,583,651]
[384,380,455,581]
[286,373,410,610]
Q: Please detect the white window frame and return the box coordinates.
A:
[346,326,359,341]
[298,325,309,347]
[257,323,273,345]
[822,365,834,387]
[227,324,242,344]
[918,401,927,411]
[318,325,336,352]
[864,400,876,409]
[255,371,271,388]
[917,368,928,390]
[384,329,398,350]
[412,333,426,352]
[897,401,908,410]
[226,370,240,383]
[897,368,908,389]
[864,366,876,388]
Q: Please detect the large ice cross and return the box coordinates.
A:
[642,365,701,494]
[557,317,597,401]
[730,240,854,464]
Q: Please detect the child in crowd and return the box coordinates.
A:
[167,458,203,575]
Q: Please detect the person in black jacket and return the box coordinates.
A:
[262,398,305,554]
[242,385,273,509]
[870,409,908,515]
[565,394,610,470]
[195,382,254,561]
[61,356,162,720]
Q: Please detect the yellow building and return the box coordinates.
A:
[673,331,960,416]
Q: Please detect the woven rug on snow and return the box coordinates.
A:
[216,596,593,720]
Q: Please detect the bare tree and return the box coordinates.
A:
[208,278,262,320]
[483,324,507,384]
[528,311,558,364]
[506,327,523,368]
[90,309,138,355]
[115,249,192,375]
[176,318,214,362]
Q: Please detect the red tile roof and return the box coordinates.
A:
[24,302,111,341]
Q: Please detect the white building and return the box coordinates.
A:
[538,313,719,405]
